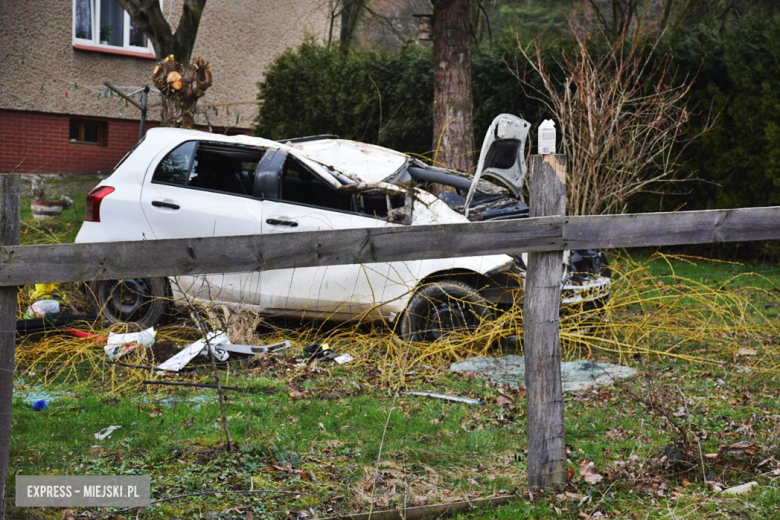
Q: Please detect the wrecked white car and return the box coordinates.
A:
[76,114,610,341]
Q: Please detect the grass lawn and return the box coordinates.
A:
[9,175,780,518]
[19,174,99,245]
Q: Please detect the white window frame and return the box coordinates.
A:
[72,0,160,55]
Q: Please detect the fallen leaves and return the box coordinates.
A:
[496,394,514,407]
[719,440,761,457]
[579,460,603,484]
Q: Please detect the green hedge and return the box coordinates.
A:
[254,40,433,157]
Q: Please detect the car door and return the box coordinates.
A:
[140,140,266,304]
[257,153,390,319]
[347,190,420,320]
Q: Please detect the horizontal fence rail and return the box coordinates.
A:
[0,206,779,286]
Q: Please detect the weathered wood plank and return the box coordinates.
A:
[564,207,780,249]
[0,207,778,287]
[0,218,564,286]
[0,175,20,515]
[524,155,567,490]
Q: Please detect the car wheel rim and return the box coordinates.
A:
[416,298,482,342]
[105,279,152,319]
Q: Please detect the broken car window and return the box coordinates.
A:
[153,141,265,196]
[280,156,356,212]
[356,191,406,219]
[188,143,265,196]
[152,141,197,186]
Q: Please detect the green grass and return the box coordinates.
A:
[12,356,780,518]
[19,174,98,245]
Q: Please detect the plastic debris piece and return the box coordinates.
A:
[303,342,338,362]
[94,425,121,440]
[404,391,483,405]
[334,353,354,365]
[724,481,758,495]
[156,330,230,372]
[538,119,556,155]
[31,283,63,300]
[104,327,156,360]
[218,340,292,356]
[23,299,60,319]
[32,400,48,411]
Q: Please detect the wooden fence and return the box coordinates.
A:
[1,158,779,513]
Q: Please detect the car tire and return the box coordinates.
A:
[397,280,494,342]
[90,277,169,328]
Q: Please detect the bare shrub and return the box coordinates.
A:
[517,31,712,215]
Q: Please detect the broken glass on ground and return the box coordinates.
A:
[449,356,637,392]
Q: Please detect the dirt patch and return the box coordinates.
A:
[148,339,183,364]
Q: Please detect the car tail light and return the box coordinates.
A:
[85,186,115,222]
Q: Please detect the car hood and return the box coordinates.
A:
[288,139,408,184]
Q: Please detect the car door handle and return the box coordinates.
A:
[266,218,298,227]
[152,200,180,210]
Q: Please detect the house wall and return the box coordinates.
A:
[0,110,249,175]
[0,0,333,174]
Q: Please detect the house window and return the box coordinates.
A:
[69,119,105,145]
[73,0,157,53]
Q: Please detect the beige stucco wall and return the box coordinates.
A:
[0,0,333,128]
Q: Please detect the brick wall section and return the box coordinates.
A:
[0,109,250,175]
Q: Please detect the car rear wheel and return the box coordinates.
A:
[90,277,169,328]
[397,280,494,342]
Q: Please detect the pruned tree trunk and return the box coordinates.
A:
[152,55,212,128]
[117,0,210,129]
[432,0,475,183]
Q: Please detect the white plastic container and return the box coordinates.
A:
[538,119,556,155]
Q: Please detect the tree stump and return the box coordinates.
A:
[152,55,212,128]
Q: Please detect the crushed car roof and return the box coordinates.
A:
[287,139,408,184]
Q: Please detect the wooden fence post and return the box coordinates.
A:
[0,174,20,516]
[524,154,567,490]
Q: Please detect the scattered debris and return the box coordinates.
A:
[105,327,156,360]
[134,394,214,410]
[403,391,483,406]
[23,299,60,319]
[303,342,338,362]
[334,353,354,365]
[94,425,121,440]
[16,312,98,335]
[449,356,637,391]
[219,340,292,356]
[30,283,64,301]
[156,330,229,372]
[15,383,73,406]
[723,481,758,495]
